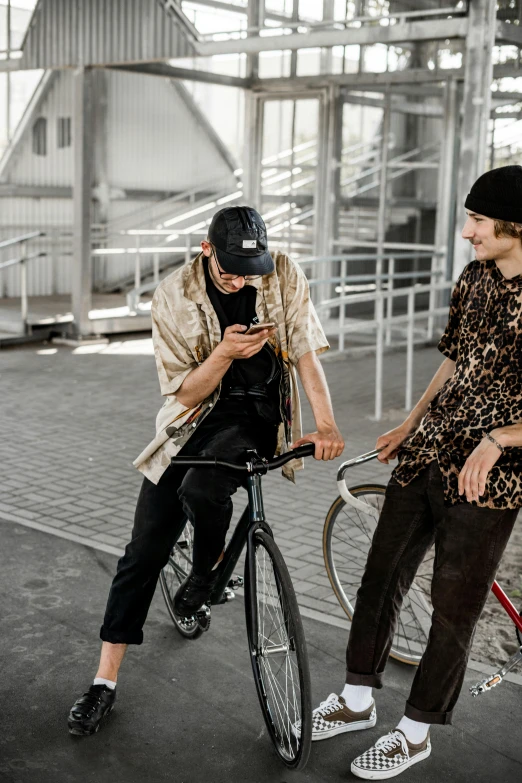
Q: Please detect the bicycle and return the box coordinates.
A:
[322,449,522,694]
[159,443,315,769]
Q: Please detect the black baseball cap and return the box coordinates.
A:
[208,206,274,276]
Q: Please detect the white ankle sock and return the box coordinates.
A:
[340,684,373,712]
[93,677,116,690]
[396,715,429,744]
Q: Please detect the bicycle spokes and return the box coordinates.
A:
[327,487,434,664]
[254,545,302,760]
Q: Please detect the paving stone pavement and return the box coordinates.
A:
[1,337,444,627]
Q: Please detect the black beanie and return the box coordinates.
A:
[464,165,522,223]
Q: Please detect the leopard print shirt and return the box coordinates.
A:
[393,259,522,509]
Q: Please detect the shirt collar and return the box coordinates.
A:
[486,260,522,293]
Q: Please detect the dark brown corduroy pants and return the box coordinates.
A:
[345,460,518,724]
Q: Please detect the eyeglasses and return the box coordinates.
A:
[211,247,261,282]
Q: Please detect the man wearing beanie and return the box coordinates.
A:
[67,205,344,736]
[305,166,522,778]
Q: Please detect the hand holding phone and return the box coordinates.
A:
[245,322,276,335]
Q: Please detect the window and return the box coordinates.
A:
[57,117,72,148]
[32,117,47,156]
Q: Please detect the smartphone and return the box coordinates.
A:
[245,322,276,335]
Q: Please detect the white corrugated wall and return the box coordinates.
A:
[0,198,72,297]
[106,70,235,192]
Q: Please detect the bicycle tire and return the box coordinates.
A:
[323,486,434,666]
[244,530,312,769]
[159,520,203,640]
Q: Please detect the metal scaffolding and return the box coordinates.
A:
[0,0,520,339]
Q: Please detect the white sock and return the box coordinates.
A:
[93,677,116,690]
[396,715,429,744]
[340,684,373,712]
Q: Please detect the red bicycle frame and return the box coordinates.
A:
[491,580,522,633]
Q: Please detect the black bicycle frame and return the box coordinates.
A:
[170,443,315,642]
[208,473,272,626]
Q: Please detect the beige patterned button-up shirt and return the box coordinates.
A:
[133,251,329,484]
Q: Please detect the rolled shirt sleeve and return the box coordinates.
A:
[151,287,197,396]
[281,256,329,365]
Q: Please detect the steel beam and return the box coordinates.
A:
[242,0,262,208]
[180,0,293,25]
[72,68,95,337]
[195,18,469,57]
[496,20,522,46]
[108,62,250,88]
[453,0,497,280]
[313,86,339,303]
[0,57,20,72]
[434,77,459,284]
[340,92,443,117]
[252,62,522,93]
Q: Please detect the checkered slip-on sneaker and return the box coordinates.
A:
[351,728,431,779]
[293,693,376,742]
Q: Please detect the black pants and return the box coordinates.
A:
[100,404,278,645]
[345,460,518,724]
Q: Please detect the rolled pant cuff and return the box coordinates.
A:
[100,626,144,645]
[345,670,384,689]
[405,700,453,725]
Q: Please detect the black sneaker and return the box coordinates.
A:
[174,570,218,618]
[68,684,116,736]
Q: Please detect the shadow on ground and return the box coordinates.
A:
[1,521,521,783]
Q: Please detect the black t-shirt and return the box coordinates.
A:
[203,259,281,423]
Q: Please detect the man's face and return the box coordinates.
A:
[201,240,247,295]
[461,211,519,262]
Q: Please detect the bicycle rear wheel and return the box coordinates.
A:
[159,520,203,640]
[323,485,434,665]
[244,530,312,769]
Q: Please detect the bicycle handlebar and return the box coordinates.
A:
[336,448,384,514]
[336,448,381,482]
[171,442,316,474]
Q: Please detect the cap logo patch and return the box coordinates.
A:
[242,239,257,248]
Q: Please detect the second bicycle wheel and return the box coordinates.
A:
[159,520,203,640]
[244,529,312,769]
[323,485,434,665]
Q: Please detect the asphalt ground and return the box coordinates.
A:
[1,519,521,783]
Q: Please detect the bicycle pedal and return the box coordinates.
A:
[195,604,211,632]
[469,648,522,696]
[224,587,235,602]
[227,576,244,590]
[470,674,502,697]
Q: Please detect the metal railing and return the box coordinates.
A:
[0,231,46,334]
[314,278,453,420]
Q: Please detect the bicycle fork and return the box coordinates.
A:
[469,647,522,696]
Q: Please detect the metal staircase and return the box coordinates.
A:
[111,133,437,312]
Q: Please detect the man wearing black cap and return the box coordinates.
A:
[305,166,522,778]
[68,205,344,736]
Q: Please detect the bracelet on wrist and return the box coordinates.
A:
[485,432,505,453]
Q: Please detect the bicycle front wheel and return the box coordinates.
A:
[244,530,312,769]
[323,485,434,666]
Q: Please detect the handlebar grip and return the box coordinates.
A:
[170,455,219,467]
[292,443,316,459]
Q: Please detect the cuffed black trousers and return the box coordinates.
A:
[345,460,518,724]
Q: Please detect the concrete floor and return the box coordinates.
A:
[1,520,521,783]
